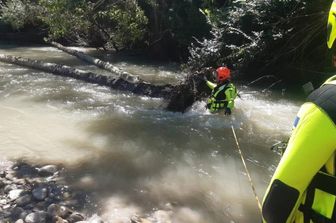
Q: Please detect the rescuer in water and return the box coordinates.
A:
[204,66,237,115]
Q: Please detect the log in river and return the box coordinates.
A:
[0,54,174,99]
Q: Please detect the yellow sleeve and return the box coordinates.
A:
[262,102,336,223]
[206,80,216,90]
[224,84,237,110]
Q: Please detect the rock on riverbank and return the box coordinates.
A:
[0,161,180,223]
[0,161,104,223]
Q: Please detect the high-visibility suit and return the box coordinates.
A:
[206,80,237,113]
[262,76,336,223]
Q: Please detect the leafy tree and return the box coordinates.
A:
[38,0,149,49]
[138,0,211,60]
[38,0,91,43]
[1,0,148,50]
[188,0,330,84]
[92,0,148,50]
[1,0,330,84]
[0,0,42,30]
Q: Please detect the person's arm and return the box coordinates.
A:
[206,80,216,90]
[224,84,237,110]
[262,103,336,223]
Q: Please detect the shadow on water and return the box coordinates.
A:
[55,108,272,222]
[2,93,275,222]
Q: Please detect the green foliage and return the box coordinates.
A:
[38,0,91,42]
[0,0,42,30]
[163,1,206,50]
[188,0,331,83]
[138,0,211,60]
[1,0,329,82]
[0,0,211,59]
[38,0,148,49]
[1,0,148,49]
[93,0,148,49]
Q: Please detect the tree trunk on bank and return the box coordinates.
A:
[46,40,140,83]
[0,54,173,99]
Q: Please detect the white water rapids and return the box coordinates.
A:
[0,45,302,222]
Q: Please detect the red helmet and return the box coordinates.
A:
[216,66,231,81]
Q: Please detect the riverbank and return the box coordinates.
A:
[0,160,104,223]
[0,160,181,223]
[0,29,45,44]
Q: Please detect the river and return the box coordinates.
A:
[0,44,302,223]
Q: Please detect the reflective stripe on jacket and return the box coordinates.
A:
[262,75,336,223]
[206,80,237,113]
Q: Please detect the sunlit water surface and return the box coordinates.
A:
[0,45,302,223]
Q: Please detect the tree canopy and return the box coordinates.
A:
[188,0,331,84]
[0,0,333,84]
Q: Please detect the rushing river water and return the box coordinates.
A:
[0,44,302,223]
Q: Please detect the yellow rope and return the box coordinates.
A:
[231,125,263,215]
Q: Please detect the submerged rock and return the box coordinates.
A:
[0,199,7,205]
[16,194,32,207]
[54,216,69,223]
[11,206,25,220]
[25,211,47,223]
[8,189,24,200]
[4,184,17,193]
[18,210,30,220]
[47,203,73,218]
[0,170,6,178]
[131,215,153,223]
[14,163,39,178]
[0,161,104,223]
[59,205,72,219]
[38,165,58,177]
[67,212,85,223]
[32,185,48,201]
[47,203,61,216]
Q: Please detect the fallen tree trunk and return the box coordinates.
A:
[0,54,173,99]
[46,41,213,112]
[46,40,140,83]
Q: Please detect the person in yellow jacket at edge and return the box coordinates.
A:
[205,66,237,115]
[261,2,336,223]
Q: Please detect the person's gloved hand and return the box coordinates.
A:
[225,107,231,115]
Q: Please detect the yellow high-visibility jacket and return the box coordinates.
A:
[206,80,237,113]
[262,76,336,223]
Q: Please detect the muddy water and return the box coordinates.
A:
[0,44,302,222]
